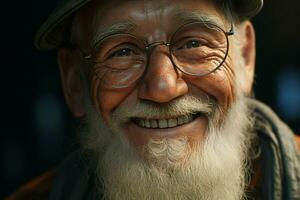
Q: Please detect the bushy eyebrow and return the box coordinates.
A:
[92,21,137,48]
[174,10,224,28]
[91,11,224,48]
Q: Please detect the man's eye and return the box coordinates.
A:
[183,40,201,49]
[112,48,135,57]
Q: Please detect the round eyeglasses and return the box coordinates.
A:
[80,21,234,89]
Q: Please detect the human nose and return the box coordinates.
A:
[138,45,188,103]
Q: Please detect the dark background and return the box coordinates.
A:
[1,0,300,198]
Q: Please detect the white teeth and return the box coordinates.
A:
[150,120,158,128]
[168,118,177,128]
[159,119,168,128]
[177,116,185,125]
[145,120,151,128]
[136,114,196,129]
[183,115,190,124]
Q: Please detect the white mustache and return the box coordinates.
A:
[111,95,218,123]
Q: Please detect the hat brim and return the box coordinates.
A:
[34,0,263,50]
[34,0,92,50]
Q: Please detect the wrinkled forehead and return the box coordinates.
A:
[91,0,226,31]
[73,0,229,47]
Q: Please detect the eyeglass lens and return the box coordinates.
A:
[92,22,229,88]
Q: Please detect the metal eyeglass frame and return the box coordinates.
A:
[79,21,235,87]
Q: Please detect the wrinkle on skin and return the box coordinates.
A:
[184,55,236,112]
[212,55,236,108]
[134,0,168,26]
[98,85,138,123]
[63,1,256,198]
[92,22,137,49]
[90,1,229,47]
[79,0,241,146]
[91,73,102,119]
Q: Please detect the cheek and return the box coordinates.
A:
[187,61,236,109]
[90,76,137,122]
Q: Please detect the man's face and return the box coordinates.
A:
[60,0,256,198]
[85,0,237,150]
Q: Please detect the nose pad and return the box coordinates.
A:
[138,45,188,103]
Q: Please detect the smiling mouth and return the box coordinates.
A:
[132,113,202,129]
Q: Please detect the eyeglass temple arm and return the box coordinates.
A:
[226,23,234,36]
[73,44,92,59]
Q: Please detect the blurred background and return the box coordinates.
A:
[1,0,300,198]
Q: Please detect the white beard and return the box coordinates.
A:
[79,88,254,200]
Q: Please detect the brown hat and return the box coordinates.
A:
[34,0,263,50]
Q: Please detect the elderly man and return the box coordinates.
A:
[7,0,300,199]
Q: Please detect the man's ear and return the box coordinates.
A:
[58,48,85,118]
[239,21,256,95]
